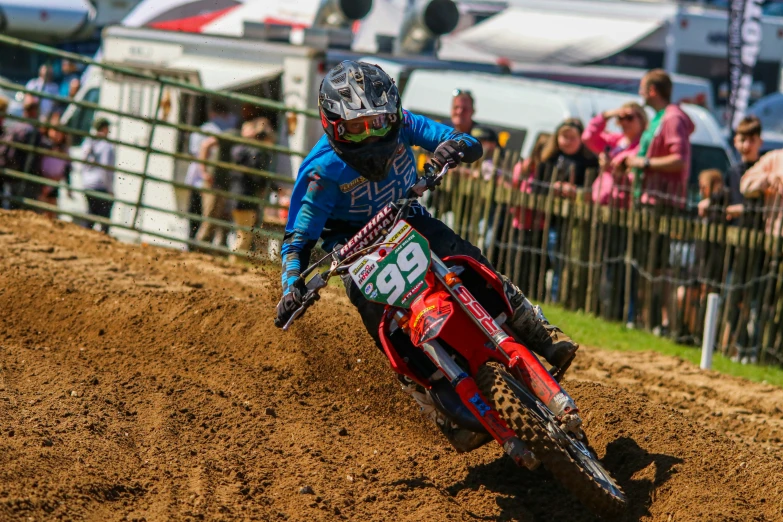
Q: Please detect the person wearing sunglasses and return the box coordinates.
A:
[451,89,475,134]
[274,61,580,452]
[582,102,648,207]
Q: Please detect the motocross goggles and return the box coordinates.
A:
[336,113,395,143]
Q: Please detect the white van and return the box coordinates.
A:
[401,69,735,186]
[509,64,716,116]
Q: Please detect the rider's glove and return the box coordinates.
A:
[274,280,320,328]
[274,284,304,328]
[430,139,465,170]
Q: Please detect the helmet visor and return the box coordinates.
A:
[338,114,393,143]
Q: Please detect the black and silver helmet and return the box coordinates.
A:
[319,60,402,182]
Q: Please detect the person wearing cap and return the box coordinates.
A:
[80,117,115,233]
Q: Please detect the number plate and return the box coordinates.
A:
[347,220,431,308]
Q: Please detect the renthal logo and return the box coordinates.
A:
[455,286,507,339]
[412,305,436,328]
[340,205,395,257]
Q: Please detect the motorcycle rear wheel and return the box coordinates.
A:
[476,362,627,519]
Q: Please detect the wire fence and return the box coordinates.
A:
[424,151,783,368]
[0,33,321,259]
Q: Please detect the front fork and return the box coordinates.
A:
[414,334,538,471]
[429,256,581,430]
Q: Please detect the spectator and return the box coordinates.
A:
[0,95,7,130]
[537,118,598,198]
[451,89,475,134]
[740,148,783,198]
[58,60,80,98]
[80,118,115,233]
[228,117,276,261]
[25,65,59,117]
[740,147,783,236]
[625,69,695,206]
[194,125,239,248]
[184,99,237,240]
[511,133,549,231]
[582,102,647,207]
[537,118,598,302]
[471,126,501,181]
[0,95,43,210]
[38,112,72,217]
[724,116,763,221]
[696,168,725,219]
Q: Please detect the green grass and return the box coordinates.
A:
[544,306,783,388]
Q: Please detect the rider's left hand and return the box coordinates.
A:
[430,140,464,169]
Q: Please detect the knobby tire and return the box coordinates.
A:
[476,362,627,519]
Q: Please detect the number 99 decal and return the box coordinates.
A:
[349,222,432,308]
[376,242,428,303]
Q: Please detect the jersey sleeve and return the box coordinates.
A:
[402,110,482,162]
[280,164,341,294]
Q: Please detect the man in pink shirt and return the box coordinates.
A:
[625,69,695,207]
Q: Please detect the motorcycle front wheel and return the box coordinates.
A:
[476,362,627,519]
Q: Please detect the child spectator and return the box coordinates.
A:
[511,133,549,231]
[725,116,763,221]
[80,118,115,233]
[38,112,72,217]
[696,168,726,219]
[582,102,647,207]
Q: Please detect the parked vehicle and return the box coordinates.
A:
[401,69,736,187]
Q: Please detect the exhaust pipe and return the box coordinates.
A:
[313,0,373,29]
[395,0,459,55]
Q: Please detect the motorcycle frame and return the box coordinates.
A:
[377,251,570,454]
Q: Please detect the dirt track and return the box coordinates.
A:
[1,210,783,522]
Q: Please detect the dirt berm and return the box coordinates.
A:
[1,211,782,522]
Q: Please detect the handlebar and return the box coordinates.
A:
[281,161,454,331]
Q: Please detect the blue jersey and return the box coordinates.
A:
[280,110,479,294]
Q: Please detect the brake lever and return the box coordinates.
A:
[281,273,330,331]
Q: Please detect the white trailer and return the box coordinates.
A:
[63,26,325,247]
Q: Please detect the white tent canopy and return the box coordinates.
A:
[167,55,283,90]
[440,1,677,65]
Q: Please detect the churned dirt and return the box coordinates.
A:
[1,210,782,522]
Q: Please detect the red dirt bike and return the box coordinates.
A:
[282,165,627,518]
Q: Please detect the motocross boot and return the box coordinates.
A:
[399,377,491,453]
[501,277,578,371]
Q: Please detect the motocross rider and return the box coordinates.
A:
[275,61,579,452]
